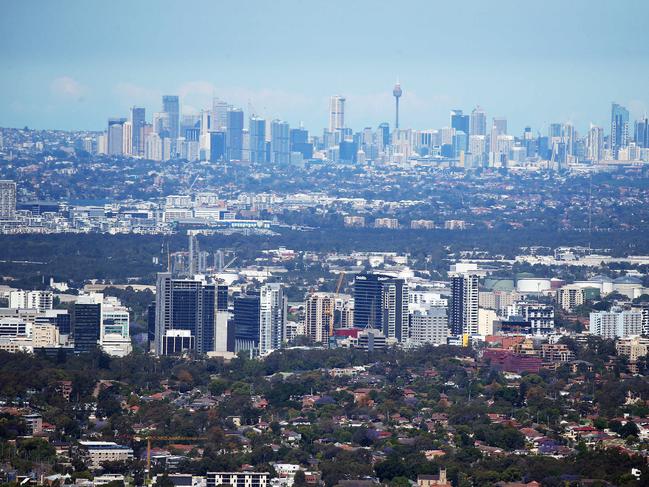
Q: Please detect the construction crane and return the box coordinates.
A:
[140,436,207,482]
[328,272,346,337]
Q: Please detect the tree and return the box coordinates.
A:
[293,470,307,487]
[154,473,175,487]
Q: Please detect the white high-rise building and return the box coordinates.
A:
[409,307,448,346]
[590,308,642,339]
[0,180,17,220]
[329,95,345,133]
[145,133,163,161]
[469,134,487,154]
[470,106,487,136]
[259,283,287,356]
[122,121,133,156]
[9,290,53,311]
[97,133,108,155]
[212,98,230,131]
[587,124,604,162]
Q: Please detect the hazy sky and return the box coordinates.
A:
[1,0,648,134]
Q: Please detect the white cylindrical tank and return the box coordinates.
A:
[516,278,551,293]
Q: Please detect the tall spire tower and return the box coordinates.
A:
[392,80,402,129]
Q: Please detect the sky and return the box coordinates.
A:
[1,0,649,135]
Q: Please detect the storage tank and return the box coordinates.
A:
[516,278,551,293]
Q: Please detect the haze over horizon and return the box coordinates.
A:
[1,0,649,134]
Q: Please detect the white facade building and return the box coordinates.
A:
[259,283,287,356]
[589,309,643,339]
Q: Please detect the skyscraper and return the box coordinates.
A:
[188,234,199,276]
[162,95,180,140]
[329,95,345,133]
[548,123,563,138]
[121,121,133,156]
[212,98,230,131]
[378,122,391,148]
[353,273,409,342]
[259,283,286,356]
[249,117,267,162]
[130,107,146,156]
[289,127,312,159]
[226,108,244,161]
[610,102,629,158]
[470,106,487,136]
[0,180,16,220]
[450,110,469,135]
[635,117,649,148]
[305,292,334,344]
[107,118,126,155]
[270,119,290,164]
[234,293,261,352]
[154,273,228,355]
[449,274,479,336]
[209,131,227,162]
[72,296,101,352]
[587,124,604,162]
[393,82,402,129]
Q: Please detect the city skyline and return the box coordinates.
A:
[1,0,649,133]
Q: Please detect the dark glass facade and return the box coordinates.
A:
[72,303,101,352]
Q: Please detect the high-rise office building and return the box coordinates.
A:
[0,180,17,220]
[154,273,228,355]
[259,283,286,356]
[153,112,171,137]
[226,109,244,160]
[489,117,507,163]
[548,123,563,138]
[130,107,146,156]
[453,131,468,156]
[353,273,409,342]
[249,117,267,163]
[234,293,261,352]
[490,117,507,141]
[212,98,230,131]
[635,117,649,148]
[72,296,101,352]
[329,95,345,133]
[470,106,487,136]
[377,122,390,149]
[209,131,226,162]
[162,95,180,140]
[107,118,126,156]
[450,110,470,135]
[270,120,290,164]
[289,127,312,159]
[449,274,479,336]
[610,103,629,158]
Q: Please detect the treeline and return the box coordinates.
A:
[1,226,648,286]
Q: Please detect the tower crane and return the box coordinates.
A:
[137,435,207,482]
[328,272,346,337]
